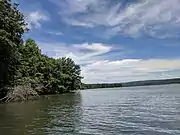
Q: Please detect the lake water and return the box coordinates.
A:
[0,84,180,135]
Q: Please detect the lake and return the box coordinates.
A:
[0,84,180,135]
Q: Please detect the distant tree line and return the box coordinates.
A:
[81,78,180,90]
[0,0,82,102]
[121,78,180,87]
[81,83,122,89]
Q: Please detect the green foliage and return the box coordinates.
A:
[18,39,82,95]
[0,0,82,100]
[0,0,27,97]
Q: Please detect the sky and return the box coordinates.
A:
[16,0,180,83]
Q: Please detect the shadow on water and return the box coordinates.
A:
[0,91,82,135]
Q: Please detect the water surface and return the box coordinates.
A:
[0,84,180,135]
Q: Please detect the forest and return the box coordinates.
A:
[0,0,82,102]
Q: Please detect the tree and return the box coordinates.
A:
[18,39,82,95]
[0,0,82,102]
[58,57,82,91]
[0,0,27,97]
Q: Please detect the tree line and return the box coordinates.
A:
[0,0,82,102]
[81,83,122,89]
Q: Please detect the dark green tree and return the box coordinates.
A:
[0,0,27,97]
[19,39,82,95]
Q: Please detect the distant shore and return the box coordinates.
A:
[82,78,180,89]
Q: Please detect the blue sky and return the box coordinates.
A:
[17,0,180,83]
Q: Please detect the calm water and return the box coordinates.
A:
[0,84,180,135]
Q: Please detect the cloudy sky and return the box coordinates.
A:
[17,0,180,83]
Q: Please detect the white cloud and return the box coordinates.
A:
[37,41,180,83]
[48,31,63,36]
[73,43,112,53]
[27,11,49,29]
[82,59,180,83]
[62,18,94,28]
[37,42,113,65]
[51,0,99,14]
[53,0,180,38]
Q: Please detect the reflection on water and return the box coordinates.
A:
[45,92,82,134]
[0,92,82,135]
[0,85,180,135]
